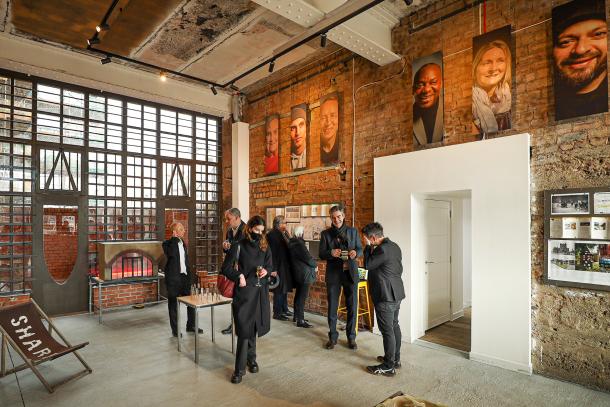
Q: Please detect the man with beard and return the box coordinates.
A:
[320,94,339,165]
[553,0,608,120]
[290,106,307,170]
[413,62,444,146]
[319,205,362,350]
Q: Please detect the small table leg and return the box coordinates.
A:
[98,280,103,324]
[194,307,199,364]
[177,301,182,352]
[211,306,215,343]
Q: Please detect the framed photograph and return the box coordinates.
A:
[285,206,301,222]
[263,114,280,176]
[289,104,309,171]
[591,217,609,240]
[548,240,610,287]
[320,92,341,166]
[412,51,444,147]
[594,192,610,214]
[551,192,589,215]
[301,205,312,217]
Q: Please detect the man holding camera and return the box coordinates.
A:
[319,205,362,350]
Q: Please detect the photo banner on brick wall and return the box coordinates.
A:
[264,114,280,176]
[290,104,309,171]
[552,0,608,121]
[472,25,514,138]
[319,92,340,166]
[412,52,444,147]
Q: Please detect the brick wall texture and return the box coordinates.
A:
[92,282,158,309]
[43,207,78,283]
[228,0,610,392]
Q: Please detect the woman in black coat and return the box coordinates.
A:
[288,226,317,328]
[221,215,272,384]
[266,215,294,320]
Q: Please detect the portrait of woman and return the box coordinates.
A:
[472,26,514,138]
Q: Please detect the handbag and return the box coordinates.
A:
[217,244,239,298]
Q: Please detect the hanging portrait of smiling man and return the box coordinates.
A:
[471,25,514,139]
[290,104,308,171]
[319,92,340,166]
[412,52,444,147]
[552,0,608,121]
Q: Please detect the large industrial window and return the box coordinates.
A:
[0,69,222,294]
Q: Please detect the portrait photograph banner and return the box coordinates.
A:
[552,0,608,121]
[412,51,444,147]
[319,92,341,166]
[290,103,309,171]
[263,114,280,176]
[472,25,514,138]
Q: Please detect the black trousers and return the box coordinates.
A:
[327,279,358,341]
[272,292,288,316]
[235,335,257,373]
[167,274,195,334]
[294,283,310,322]
[375,301,401,368]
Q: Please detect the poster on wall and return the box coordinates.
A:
[285,206,301,222]
[290,104,308,171]
[472,25,513,138]
[264,114,280,176]
[552,0,608,121]
[551,192,589,215]
[548,240,610,286]
[594,192,610,214]
[319,92,340,165]
[412,52,444,146]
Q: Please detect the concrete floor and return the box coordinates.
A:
[1,304,609,407]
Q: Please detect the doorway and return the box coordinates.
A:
[419,192,472,353]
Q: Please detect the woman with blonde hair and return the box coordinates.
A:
[472,39,512,136]
[221,215,272,384]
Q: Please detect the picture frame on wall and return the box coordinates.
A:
[285,206,301,222]
[550,192,589,215]
[290,104,309,171]
[594,192,610,214]
[548,239,610,287]
[319,92,340,166]
[263,114,280,176]
[412,51,444,147]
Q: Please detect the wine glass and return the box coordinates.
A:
[255,266,263,287]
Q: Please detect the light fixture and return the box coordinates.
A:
[211,86,217,95]
[100,56,112,65]
[159,72,167,82]
[320,33,328,48]
[87,37,100,46]
[268,59,275,73]
[229,83,239,92]
[96,23,110,33]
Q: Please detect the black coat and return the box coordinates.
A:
[162,237,194,297]
[288,237,317,285]
[319,225,363,285]
[224,221,246,254]
[221,237,272,338]
[266,228,294,293]
[363,238,406,304]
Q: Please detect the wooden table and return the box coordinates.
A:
[177,294,234,364]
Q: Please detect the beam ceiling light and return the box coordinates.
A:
[268,59,275,73]
[96,23,110,33]
[211,86,218,95]
[320,33,328,48]
[100,56,112,65]
[159,72,167,82]
[87,37,100,46]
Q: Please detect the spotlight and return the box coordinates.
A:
[229,83,239,92]
[211,86,218,95]
[320,33,327,48]
[87,37,100,46]
[100,56,112,65]
[96,23,110,33]
[159,72,167,82]
[269,59,275,73]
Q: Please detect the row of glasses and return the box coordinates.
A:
[190,283,221,303]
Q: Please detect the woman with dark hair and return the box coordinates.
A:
[288,225,317,328]
[221,215,272,384]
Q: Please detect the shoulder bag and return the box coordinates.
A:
[217,243,239,298]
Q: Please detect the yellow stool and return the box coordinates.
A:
[337,280,372,333]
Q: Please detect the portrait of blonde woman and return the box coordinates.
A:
[472,26,513,137]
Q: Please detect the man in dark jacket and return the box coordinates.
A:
[222,208,246,335]
[163,222,201,337]
[362,222,405,376]
[266,215,294,320]
[319,204,362,350]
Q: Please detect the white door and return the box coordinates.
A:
[424,199,451,330]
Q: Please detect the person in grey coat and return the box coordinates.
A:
[288,226,317,328]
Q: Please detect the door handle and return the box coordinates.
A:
[425,261,435,264]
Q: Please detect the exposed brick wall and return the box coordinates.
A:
[92,282,158,309]
[43,207,78,283]
[229,0,610,391]
[0,293,30,308]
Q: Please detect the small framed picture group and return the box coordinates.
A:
[544,187,610,291]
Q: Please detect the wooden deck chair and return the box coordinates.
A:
[0,299,92,393]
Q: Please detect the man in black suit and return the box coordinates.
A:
[319,204,362,350]
[221,208,246,335]
[163,222,202,337]
[362,222,405,376]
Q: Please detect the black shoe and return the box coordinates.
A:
[366,363,396,376]
[348,338,358,350]
[172,332,178,337]
[230,370,244,384]
[377,356,401,368]
[325,340,337,350]
[296,320,313,328]
[186,327,204,334]
[282,310,293,317]
[273,314,289,321]
[222,325,232,335]
[246,360,259,373]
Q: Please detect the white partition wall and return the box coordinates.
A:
[232,122,250,221]
[374,133,531,373]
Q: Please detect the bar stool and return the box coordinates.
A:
[337,280,372,333]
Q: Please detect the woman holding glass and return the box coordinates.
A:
[221,215,272,384]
